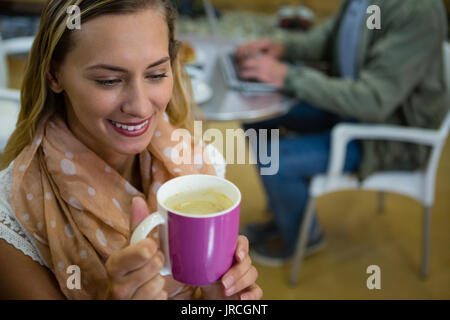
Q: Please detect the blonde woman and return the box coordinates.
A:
[0,0,262,300]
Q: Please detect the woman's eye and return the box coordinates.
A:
[96,79,121,86]
[148,73,168,81]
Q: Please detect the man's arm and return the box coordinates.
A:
[0,239,65,299]
[283,1,446,122]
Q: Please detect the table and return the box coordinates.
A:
[181,35,296,123]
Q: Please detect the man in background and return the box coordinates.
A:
[237,0,449,266]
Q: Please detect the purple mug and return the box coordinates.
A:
[130,174,241,286]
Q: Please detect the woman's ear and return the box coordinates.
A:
[47,64,64,93]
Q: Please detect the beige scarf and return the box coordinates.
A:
[12,110,217,299]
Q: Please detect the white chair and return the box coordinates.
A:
[0,33,33,153]
[289,42,450,285]
[0,89,21,153]
[0,34,34,88]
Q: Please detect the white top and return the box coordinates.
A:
[0,160,46,266]
[0,144,226,267]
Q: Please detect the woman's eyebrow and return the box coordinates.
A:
[85,56,170,72]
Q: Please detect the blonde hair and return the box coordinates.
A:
[0,0,196,170]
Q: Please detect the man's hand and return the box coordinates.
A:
[238,55,289,89]
[236,38,285,60]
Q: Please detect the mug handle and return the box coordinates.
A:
[130,212,171,276]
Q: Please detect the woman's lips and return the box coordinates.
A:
[107,117,151,137]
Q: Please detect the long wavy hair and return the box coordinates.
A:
[0,0,196,170]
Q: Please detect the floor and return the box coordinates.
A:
[7,57,450,300]
[208,121,450,300]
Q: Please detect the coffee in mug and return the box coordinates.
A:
[164,189,233,215]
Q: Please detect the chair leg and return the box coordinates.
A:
[289,198,316,286]
[377,191,385,214]
[422,206,432,280]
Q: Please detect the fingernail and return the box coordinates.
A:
[141,248,151,259]
[222,276,234,289]
[226,286,235,296]
[240,293,249,300]
[238,251,245,261]
[155,253,164,268]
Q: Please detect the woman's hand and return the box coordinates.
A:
[201,235,263,300]
[104,197,167,300]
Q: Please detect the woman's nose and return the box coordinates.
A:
[120,81,152,118]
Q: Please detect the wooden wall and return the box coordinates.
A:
[212,0,343,16]
[444,0,450,12]
[2,0,344,18]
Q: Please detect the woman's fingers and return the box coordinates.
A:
[220,235,263,299]
[224,260,258,297]
[235,235,249,262]
[131,275,167,300]
[154,289,169,300]
[105,245,164,300]
[119,250,164,293]
[130,197,150,230]
[221,235,255,296]
[105,202,168,301]
[240,284,263,300]
[106,238,158,279]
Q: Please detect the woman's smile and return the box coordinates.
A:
[106,116,153,137]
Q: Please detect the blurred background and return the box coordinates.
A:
[0,0,450,299]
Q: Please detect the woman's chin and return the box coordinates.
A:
[111,140,150,155]
[120,145,148,155]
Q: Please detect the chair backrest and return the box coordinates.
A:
[441,42,450,134]
[444,41,450,91]
[423,42,450,206]
[0,34,8,88]
[437,42,450,138]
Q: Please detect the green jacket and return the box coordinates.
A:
[282,0,449,178]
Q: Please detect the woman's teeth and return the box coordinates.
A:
[110,120,149,131]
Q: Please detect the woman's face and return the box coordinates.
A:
[50,8,173,161]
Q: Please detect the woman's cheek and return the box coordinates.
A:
[158,79,175,111]
[77,87,119,117]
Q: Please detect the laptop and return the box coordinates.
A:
[202,0,279,93]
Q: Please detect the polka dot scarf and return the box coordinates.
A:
[11,110,217,299]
